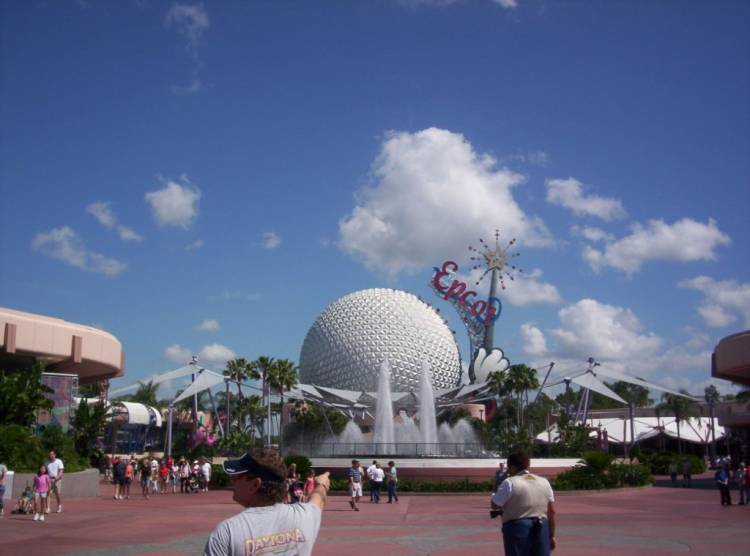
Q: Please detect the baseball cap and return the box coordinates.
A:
[223,452,285,482]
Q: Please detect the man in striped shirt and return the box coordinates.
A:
[348,459,363,511]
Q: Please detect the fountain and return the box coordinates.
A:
[373,359,395,453]
[418,362,438,454]
[328,359,480,457]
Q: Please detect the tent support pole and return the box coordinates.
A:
[208,389,224,437]
[166,404,174,459]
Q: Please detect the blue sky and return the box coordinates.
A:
[1,0,748,398]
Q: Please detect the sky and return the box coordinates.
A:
[1,0,748,400]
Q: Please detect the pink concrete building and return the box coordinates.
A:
[0,306,124,384]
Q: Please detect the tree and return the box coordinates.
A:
[587,380,652,410]
[658,390,699,454]
[124,380,161,408]
[268,359,299,426]
[502,364,539,429]
[252,356,276,443]
[0,361,53,427]
[224,358,257,401]
[71,399,108,463]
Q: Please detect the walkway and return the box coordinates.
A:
[0,482,747,555]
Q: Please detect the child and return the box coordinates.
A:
[159,461,169,494]
[33,465,50,521]
[15,484,33,514]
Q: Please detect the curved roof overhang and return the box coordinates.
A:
[712,330,750,386]
[0,307,124,384]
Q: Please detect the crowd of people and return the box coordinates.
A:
[105,454,213,499]
[714,456,749,506]
[346,459,398,511]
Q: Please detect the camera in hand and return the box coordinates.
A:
[489,509,503,519]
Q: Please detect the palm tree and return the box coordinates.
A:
[241,395,265,443]
[129,380,161,408]
[503,364,539,429]
[268,359,299,450]
[223,358,259,428]
[252,356,276,444]
[658,390,699,454]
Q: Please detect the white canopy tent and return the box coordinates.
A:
[537,416,724,445]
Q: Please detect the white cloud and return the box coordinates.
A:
[524,307,722,398]
[198,343,236,366]
[165,3,209,50]
[145,178,201,228]
[570,225,613,243]
[195,319,220,332]
[210,290,262,302]
[86,202,116,228]
[658,376,739,398]
[502,268,562,307]
[499,150,549,167]
[679,276,750,328]
[338,128,552,276]
[31,226,127,277]
[583,218,731,274]
[117,226,142,241]
[454,266,560,307]
[521,323,547,357]
[185,239,204,250]
[551,299,662,361]
[171,77,203,96]
[492,0,518,8]
[261,231,282,249]
[164,343,193,363]
[86,201,142,241]
[546,178,626,221]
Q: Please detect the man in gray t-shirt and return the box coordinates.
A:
[203,449,330,556]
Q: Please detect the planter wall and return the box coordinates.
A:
[9,468,100,499]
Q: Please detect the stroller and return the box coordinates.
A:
[13,485,34,514]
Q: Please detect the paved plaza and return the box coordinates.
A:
[1,482,748,556]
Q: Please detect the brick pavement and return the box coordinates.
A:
[0,482,747,555]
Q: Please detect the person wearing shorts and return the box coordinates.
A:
[33,465,50,521]
[140,457,151,499]
[348,459,363,511]
[45,451,64,513]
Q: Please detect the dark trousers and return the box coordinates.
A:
[388,480,398,502]
[719,484,731,505]
[502,517,551,556]
[180,477,189,493]
[372,481,382,502]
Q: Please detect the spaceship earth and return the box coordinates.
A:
[299,288,462,392]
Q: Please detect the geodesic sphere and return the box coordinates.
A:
[299,288,461,392]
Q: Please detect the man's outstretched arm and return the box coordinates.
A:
[308,471,330,510]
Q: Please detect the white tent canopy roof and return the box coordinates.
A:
[537,416,724,445]
[171,370,226,404]
[570,373,626,404]
[110,363,211,397]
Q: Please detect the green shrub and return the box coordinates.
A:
[210,464,230,488]
[329,478,493,493]
[0,424,88,472]
[639,451,705,475]
[608,463,654,487]
[552,460,653,491]
[580,451,615,473]
[39,425,88,472]
[283,454,312,478]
